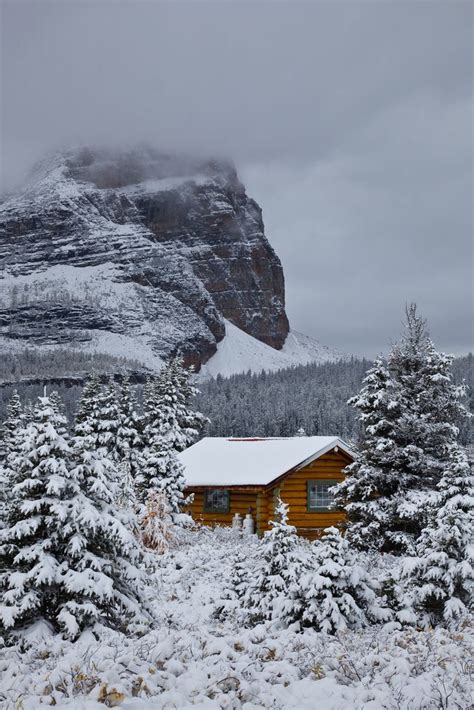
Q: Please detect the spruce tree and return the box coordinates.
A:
[74,372,104,440]
[115,375,142,508]
[143,359,207,454]
[300,527,390,633]
[216,546,253,622]
[397,445,474,628]
[0,391,24,529]
[137,430,186,517]
[0,393,151,641]
[0,390,23,462]
[241,499,306,626]
[334,305,470,554]
[0,396,77,638]
[169,357,208,450]
[140,365,189,517]
[333,356,400,550]
[63,421,150,636]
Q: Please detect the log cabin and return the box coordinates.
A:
[178,436,354,539]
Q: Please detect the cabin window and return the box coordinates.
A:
[307,479,338,511]
[204,489,230,512]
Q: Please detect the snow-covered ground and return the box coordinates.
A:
[0,527,471,710]
[200,320,344,378]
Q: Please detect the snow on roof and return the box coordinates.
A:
[178,436,354,488]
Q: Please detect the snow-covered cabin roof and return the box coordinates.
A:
[178,436,354,488]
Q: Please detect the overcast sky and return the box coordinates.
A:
[1,0,472,356]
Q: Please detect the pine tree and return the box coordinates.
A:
[0,390,23,462]
[62,423,151,636]
[300,527,390,633]
[241,499,306,626]
[169,357,208,450]
[0,391,24,529]
[49,390,65,415]
[138,432,186,517]
[144,359,207,454]
[139,365,190,518]
[333,356,400,551]
[397,445,474,628]
[115,376,143,508]
[74,372,104,440]
[0,394,151,641]
[0,396,77,638]
[334,305,470,554]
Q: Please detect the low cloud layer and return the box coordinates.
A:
[2,1,472,356]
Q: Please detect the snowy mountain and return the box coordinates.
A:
[200,320,344,378]
[0,146,341,375]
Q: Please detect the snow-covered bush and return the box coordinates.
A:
[0,526,471,710]
[140,491,175,553]
[300,527,391,633]
[396,444,474,628]
[239,499,308,626]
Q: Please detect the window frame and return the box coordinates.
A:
[306,478,339,512]
[203,488,231,513]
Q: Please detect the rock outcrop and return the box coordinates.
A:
[0,146,289,369]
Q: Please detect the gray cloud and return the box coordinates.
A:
[1,0,472,356]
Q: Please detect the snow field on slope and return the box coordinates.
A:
[200,319,343,378]
[0,264,164,372]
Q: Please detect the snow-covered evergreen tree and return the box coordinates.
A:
[397,445,474,628]
[137,431,186,517]
[216,546,252,622]
[49,390,65,415]
[169,357,208,450]
[74,372,104,439]
[0,390,23,462]
[0,391,24,529]
[300,527,390,633]
[0,393,151,641]
[114,376,142,508]
[75,374,121,456]
[143,359,207,454]
[0,395,76,638]
[240,499,306,626]
[333,356,400,551]
[139,364,192,518]
[335,305,470,554]
[64,420,151,636]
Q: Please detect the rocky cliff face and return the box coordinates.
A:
[0,147,289,369]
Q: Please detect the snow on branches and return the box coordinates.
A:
[0,393,151,642]
[335,304,471,555]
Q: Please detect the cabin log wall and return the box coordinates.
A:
[186,489,259,528]
[278,451,349,539]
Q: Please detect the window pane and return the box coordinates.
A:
[308,482,335,509]
[205,490,229,511]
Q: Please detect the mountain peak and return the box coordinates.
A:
[0,146,289,370]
